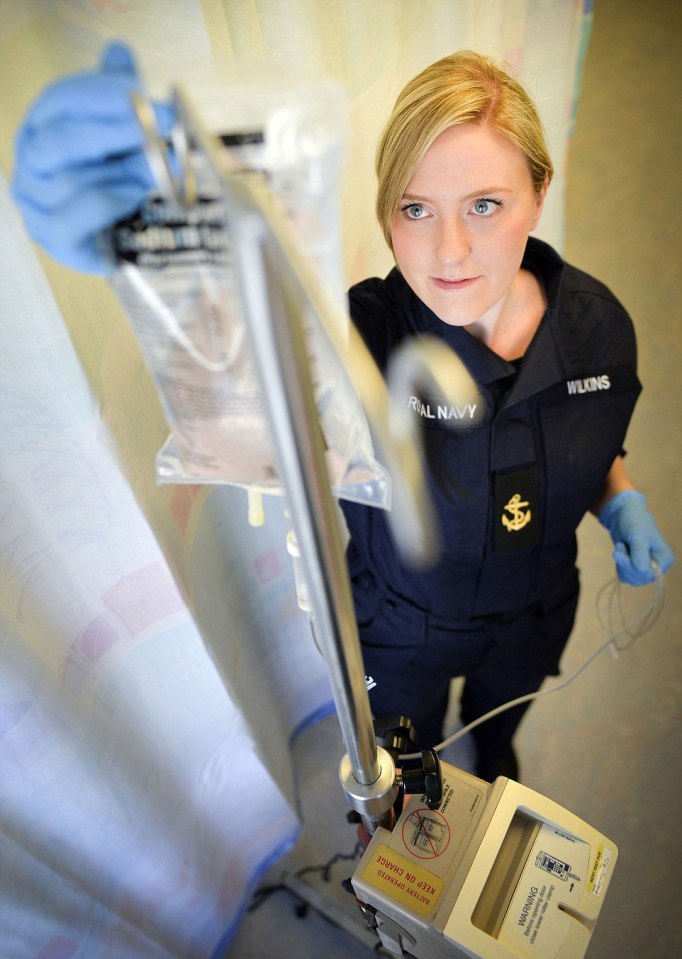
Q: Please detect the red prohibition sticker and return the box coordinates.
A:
[402,807,451,859]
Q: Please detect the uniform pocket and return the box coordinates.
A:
[350,569,384,630]
[351,571,426,651]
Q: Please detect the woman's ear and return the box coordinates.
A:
[530,177,550,230]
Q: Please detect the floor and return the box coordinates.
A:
[227,2,682,956]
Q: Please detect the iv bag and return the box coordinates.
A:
[103,71,390,510]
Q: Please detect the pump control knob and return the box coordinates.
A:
[401,748,443,809]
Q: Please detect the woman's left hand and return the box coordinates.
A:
[598,490,674,585]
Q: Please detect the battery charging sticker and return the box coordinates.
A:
[362,843,444,917]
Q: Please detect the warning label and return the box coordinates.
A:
[498,823,589,956]
[362,843,444,916]
[402,807,451,859]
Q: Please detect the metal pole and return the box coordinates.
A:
[229,192,382,789]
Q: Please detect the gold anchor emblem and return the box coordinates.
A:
[502,493,531,532]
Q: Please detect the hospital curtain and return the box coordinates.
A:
[0,1,591,956]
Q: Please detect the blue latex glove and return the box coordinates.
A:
[11,42,174,274]
[598,490,674,585]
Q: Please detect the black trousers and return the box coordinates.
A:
[352,570,579,758]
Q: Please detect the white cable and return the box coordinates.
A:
[597,562,664,658]
[400,565,665,760]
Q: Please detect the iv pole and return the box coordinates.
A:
[210,143,398,834]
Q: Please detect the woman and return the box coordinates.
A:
[11,47,673,780]
[340,51,673,779]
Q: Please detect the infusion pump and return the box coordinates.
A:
[351,762,616,959]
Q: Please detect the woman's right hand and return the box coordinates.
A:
[11,42,174,275]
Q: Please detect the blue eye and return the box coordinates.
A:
[400,202,429,219]
[472,198,502,216]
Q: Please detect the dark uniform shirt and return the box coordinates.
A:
[341,237,641,624]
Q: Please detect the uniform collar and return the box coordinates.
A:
[386,237,570,403]
[503,238,567,407]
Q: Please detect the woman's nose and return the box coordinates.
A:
[436,216,470,264]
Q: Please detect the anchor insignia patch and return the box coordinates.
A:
[502,493,532,532]
[494,467,540,552]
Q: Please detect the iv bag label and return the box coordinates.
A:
[362,843,443,917]
[111,196,231,268]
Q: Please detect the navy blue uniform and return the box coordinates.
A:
[341,238,640,763]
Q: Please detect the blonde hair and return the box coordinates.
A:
[375,51,554,247]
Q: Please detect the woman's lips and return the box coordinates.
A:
[431,275,479,290]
